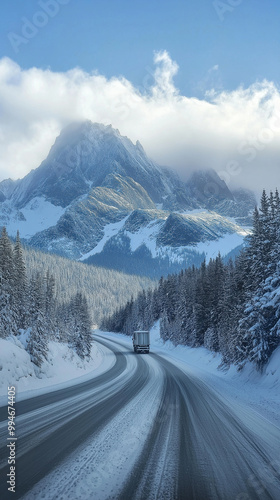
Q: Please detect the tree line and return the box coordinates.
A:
[0,228,92,366]
[101,189,280,371]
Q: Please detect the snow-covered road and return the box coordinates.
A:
[1,334,280,500]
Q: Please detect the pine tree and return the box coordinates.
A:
[210,254,225,345]
[258,189,272,280]
[193,260,210,346]
[27,310,48,367]
[176,268,196,345]
[135,290,148,330]
[26,272,48,364]
[79,294,92,358]
[0,227,17,337]
[236,190,280,369]
[68,292,92,359]
[246,206,262,291]
[44,269,56,336]
[268,190,280,275]
[13,231,27,330]
[216,259,237,363]
[238,282,277,371]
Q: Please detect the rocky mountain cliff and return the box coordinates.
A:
[0,121,254,276]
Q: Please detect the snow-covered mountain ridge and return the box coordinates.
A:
[0,121,254,276]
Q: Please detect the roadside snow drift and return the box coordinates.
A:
[0,335,104,404]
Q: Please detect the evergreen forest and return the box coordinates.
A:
[0,229,92,365]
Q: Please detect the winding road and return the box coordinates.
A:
[1,334,280,500]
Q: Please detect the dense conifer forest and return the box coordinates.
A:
[0,229,92,365]
[102,190,280,371]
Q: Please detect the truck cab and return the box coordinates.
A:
[133,330,150,353]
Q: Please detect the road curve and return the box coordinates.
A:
[0,338,148,500]
[0,334,280,500]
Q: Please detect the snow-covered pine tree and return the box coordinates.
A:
[237,282,277,371]
[236,190,280,370]
[123,297,138,335]
[27,273,48,366]
[210,254,225,349]
[217,258,240,364]
[79,294,92,358]
[267,190,280,276]
[175,268,196,345]
[44,269,56,337]
[245,206,262,292]
[193,260,210,346]
[68,292,92,359]
[259,189,273,278]
[0,227,17,337]
[13,230,27,330]
[266,263,280,348]
[27,310,49,367]
[160,309,170,342]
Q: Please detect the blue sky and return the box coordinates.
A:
[1,0,280,97]
[0,0,280,192]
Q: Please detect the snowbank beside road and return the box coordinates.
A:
[0,334,106,404]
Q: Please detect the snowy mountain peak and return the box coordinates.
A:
[49,121,141,161]
[7,120,176,209]
[0,122,256,274]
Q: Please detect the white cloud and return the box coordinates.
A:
[152,50,179,97]
[0,52,280,194]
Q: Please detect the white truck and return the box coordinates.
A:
[133,330,150,354]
